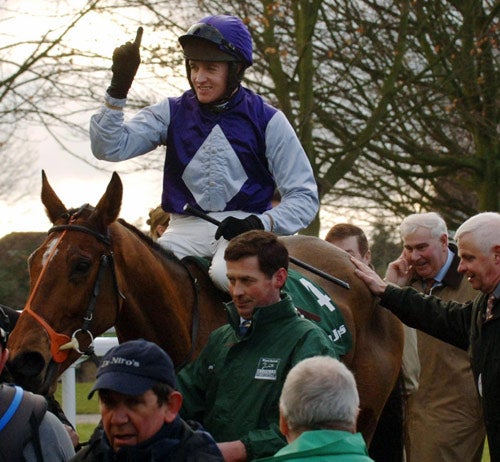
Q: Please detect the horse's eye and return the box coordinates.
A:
[72,260,91,275]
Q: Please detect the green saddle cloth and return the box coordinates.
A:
[285,268,352,356]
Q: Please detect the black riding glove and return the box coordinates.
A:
[107,27,143,99]
[215,215,264,241]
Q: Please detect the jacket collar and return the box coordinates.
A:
[225,293,297,332]
[440,245,463,289]
[409,244,464,290]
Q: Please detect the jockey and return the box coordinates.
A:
[90,15,318,290]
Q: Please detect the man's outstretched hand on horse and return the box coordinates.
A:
[352,254,413,295]
[351,257,388,296]
[215,215,264,241]
[107,27,143,99]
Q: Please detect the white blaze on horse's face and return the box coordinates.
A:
[42,237,59,267]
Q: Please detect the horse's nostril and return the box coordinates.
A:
[9,351,46,378]
[7,352,57,395]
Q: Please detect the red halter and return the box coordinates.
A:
[21,228,72,363]
[20,209,121,364]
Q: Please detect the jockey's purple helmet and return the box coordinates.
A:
[179,15,253,68]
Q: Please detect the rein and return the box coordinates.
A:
[21,209,124,364]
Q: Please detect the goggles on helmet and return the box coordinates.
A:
[180,23,242,62]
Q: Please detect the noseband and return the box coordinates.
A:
[21,208,124,363]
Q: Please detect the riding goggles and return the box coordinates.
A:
[180,23,242,61]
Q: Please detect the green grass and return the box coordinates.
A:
[482,440,490,462]
[55,382,99,414]
[55,382,100,443]
[77,423,98,443]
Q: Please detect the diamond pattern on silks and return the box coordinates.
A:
[239,320,252,336]
[182,125,248,211]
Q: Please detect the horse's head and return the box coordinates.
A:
[7,171,123,394]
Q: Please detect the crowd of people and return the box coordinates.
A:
[352,212,500,461]
[1,11,499,462]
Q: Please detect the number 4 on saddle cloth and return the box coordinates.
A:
[285,268,352,356]
[182,257,352,357]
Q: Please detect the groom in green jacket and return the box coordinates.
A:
[177,230,338,461]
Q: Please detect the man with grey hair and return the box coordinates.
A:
[386,212,485,462]
[255,356,374,461]
[352,212,500,461]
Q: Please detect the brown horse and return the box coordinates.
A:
[7,171,403,444]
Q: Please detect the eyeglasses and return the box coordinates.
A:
[182,23,239,58]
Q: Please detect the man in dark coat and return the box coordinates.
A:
[71,339,223,462]
[352,212,500,461]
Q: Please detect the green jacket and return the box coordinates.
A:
[177,294,339,460]
[254,430,374,461]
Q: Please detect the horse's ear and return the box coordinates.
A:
[91,172,123,231]
[41,170,68,224]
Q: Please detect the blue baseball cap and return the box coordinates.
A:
[88,339,176,398]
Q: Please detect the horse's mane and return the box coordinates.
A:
[116,218,181,263]
[63,206,182,265]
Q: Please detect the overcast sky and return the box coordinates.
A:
[0,1,341,240]
[0,133,164,237]
[0,1,170,237]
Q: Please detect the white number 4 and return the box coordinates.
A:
[299,278,336,312]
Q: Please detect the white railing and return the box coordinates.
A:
[60,336,119,427]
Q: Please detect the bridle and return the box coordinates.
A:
[21,206,124,364]
[20,206,200,370]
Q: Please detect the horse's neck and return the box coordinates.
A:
[112,227,197,363]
